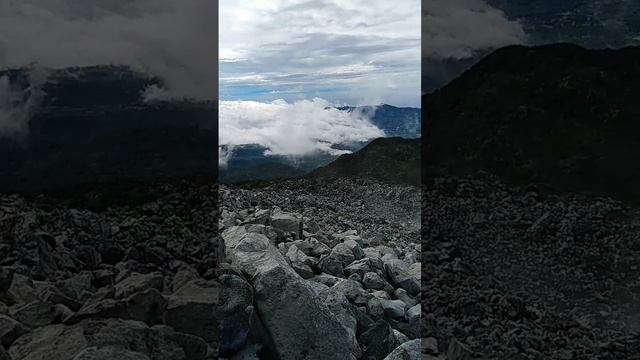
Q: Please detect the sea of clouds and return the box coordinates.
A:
[218,98,384,166]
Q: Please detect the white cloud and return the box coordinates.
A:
[0,68,49,138]
[423,0,527,60]
[0,0,216,100]
[219,98,384,158]
[220,0,421,106]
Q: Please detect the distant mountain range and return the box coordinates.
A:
[424,43,640,202]
[425,0,640,91]
[219,104,421,183]
[0,65,216,194]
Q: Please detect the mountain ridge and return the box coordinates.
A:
[423,43,640,202]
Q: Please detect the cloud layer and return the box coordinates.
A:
[423,0,526,61]
[0,0,216,100]
[220,0,421,107]
[219,98,384,164]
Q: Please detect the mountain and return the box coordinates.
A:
[0,65,217,194]
[423,43,640,202]
[309,137,420,185]
[424,0,640,91]
[220,104,421,183]
[336,104,421,138]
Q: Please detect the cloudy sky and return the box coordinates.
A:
[220,0,421,107]
[0,0,216,100]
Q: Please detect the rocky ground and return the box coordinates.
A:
[423,172,640,359]
[0,180,218,360]
[219,178,421,359]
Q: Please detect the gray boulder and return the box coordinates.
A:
[380,299,406,319]
[383,339,421,360]
[330,243,356,267]
[383,259,420,296]
[270,211,303,239]
[317,255,344,277]
[114,272,164,299]
[285,245,316,279]
[219,273,253,356]
[125,289,167,326]
[363,272,385,290]
[227,232,353,359]
[358,320,399,360]
[165,279,218,344]
[0,315,26,348]
[9,301,57,328]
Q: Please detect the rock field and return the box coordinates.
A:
[219,178,421,359]
[0,181,218,359]
[423,172,640,359]
[0,177,422,360]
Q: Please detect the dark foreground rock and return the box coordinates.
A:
[423,172,640,359]
[0,181,218,359]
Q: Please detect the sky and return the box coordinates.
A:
[219,0,421,107]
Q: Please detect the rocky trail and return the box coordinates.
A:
[0,181,219,359]
[219,178,421,359]
[423,172,640,360]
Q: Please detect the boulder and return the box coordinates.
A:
[7,274,37,305]
[321,289,361,358]
[330,280,370,306]
[125,289,167,326]
[270,211,303,239]
[219,273,253,356]
[330,243,356,267]
[152,325,209,360]
[309,274,342,288]
[307,238,331,258]
[114,272,164,299]
[64,299,129,325]
[363,272,385,290]
[285,245,316,279]
[358,320,399,360]
[168,266,199,293]
[317,255,344,277]
[0,345,9,360]
[383,259,420,296]
[383,339,421,360]
[0,315,26,348]
[9,301,57,328]
[406,304,420,325]
[0,268,14,294]
[380,299,406,319]
[447,338,473,360]
[39,287,83,312]
[165,279,218,344]
[342,240,364,260]
[393,288,418,308]
[227,232,353,359]
[344,257,384,278]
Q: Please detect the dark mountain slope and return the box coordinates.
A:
[0,66,216,194]
[309,137,420,185]
[423,43,640,202]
